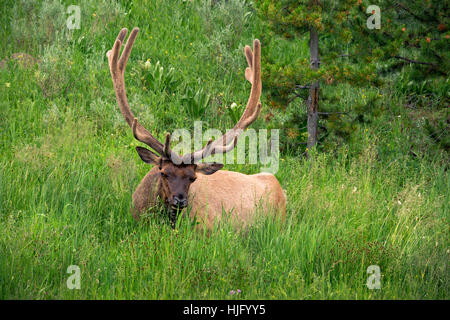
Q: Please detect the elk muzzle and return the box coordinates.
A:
[170,194,188,210]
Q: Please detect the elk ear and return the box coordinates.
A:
[195,162,224,175]
[135,146,160,165]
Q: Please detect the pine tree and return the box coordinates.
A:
[255,0,449,155]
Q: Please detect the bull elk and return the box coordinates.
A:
[107,28,286,231]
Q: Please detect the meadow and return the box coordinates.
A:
[0,0,448,299]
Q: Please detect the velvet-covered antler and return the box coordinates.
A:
[181,39,262,164]
[107,27,181,162]
[108,28,262,165]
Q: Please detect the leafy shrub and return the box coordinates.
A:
[142,60,178,93]
[181,85,211,119]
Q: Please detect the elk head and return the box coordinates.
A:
[107,27,261,214]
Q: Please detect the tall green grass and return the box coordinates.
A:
[0,0,448,299]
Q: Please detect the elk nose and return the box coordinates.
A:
[172,196,187,208]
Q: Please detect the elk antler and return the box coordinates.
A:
[107,27,181,162]
[107,28,262,165]
[182,39,262,164]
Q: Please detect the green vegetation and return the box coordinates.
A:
[256,0,449,152]
[0,0,448,299]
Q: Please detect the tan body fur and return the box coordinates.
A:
[132,168,286,230]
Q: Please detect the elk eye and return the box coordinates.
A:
[189,177,197,182]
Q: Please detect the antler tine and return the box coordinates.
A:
[162,133,182,164]
[119,28,139,72]
[182,138,214,164]
[200,138,214,157]
[107,28,127,78]
[108,27,173,158]
[132,117,139,140]
[210,135,238,155]
[244,45,253,69]
[163,133,171,157]
[244,45,253,84]
[182,39,262,164]
[181,135,237,164]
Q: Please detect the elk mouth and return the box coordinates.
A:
[168,206,183,228]
[170,204,187,211]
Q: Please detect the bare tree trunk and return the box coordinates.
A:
[307,27,320,155]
